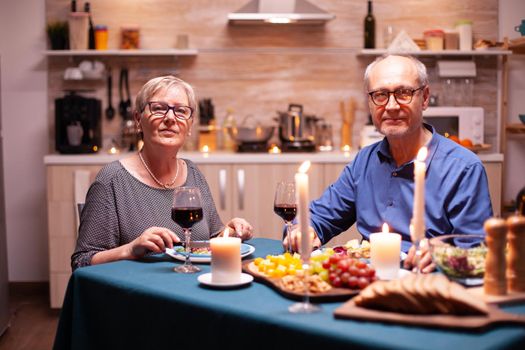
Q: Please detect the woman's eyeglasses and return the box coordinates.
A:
[144,101,194,120]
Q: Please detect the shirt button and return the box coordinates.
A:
[392,172,398,177]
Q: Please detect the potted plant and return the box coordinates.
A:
[46,21,69,50]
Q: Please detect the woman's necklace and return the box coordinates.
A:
[138,151,179,189]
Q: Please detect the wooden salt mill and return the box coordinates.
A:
[483,218,507,295]
[507,214,525,292]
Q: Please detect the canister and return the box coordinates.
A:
[456,20,473,51]
[423,29,444,51]
[94,25,108,50]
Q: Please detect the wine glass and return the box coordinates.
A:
[172,187,203,273]
[288,231,322,314]
[274,181,297,253]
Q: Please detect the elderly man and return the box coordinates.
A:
[285,54,492,273]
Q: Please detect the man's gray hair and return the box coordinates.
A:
[363,54,429,91]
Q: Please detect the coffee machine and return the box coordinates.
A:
[55,91,102,154]
[276,104,316,152]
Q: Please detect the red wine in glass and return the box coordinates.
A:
[171,207,203,228]
[172,187,203,273]
[274,204,297,222]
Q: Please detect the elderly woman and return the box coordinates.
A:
[72,75,253,270]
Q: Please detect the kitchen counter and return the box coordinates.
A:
[43,151,503,165]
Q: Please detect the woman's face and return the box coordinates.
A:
[138,86,193,150]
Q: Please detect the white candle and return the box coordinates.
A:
[370,223,401,280]
[411,147,427,243]
[210,230,241,284]
[295,161,311,261]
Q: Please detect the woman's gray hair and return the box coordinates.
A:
[363,54,428,91]
[135,75,197,115]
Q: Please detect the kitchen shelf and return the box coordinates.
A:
[44,49,198,57]
[506,123,525,134]
[359,49,512,56]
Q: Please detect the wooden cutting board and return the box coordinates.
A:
[242,260,358,302]
[334,301,525,330]
[467,287,525,305]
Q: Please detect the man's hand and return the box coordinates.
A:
[283,224,321,253]
[403,239,436,273]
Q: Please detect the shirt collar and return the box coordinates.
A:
[376,123,439,167]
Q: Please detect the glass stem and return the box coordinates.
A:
[184,228,191,266]
[286,222,292,252]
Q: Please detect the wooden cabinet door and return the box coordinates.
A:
[231,163,325,240]
[194,163,233,224]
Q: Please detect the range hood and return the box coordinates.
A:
[228,0,335,25]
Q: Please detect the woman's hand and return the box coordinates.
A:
[223,218,253,241]
[283,225,321,253]
[403,239,436,273]
[127,226,180,259]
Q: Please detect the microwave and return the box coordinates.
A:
[423,106,484,144]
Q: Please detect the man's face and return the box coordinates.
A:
[367,56,429,139]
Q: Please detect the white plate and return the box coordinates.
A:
[165,242,255,263]
[197,272,253,288]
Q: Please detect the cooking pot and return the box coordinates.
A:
[276,104,319,142]
[227,115,275,144]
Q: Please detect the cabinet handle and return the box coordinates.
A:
[219,169,227,211]
[237,169,245,211]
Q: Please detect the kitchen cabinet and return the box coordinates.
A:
[46,164,101,308]
[198,162,326,241]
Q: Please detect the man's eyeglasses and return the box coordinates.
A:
[144,101,194,120]
[368,86,426,106]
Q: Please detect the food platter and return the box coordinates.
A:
[166,241,255,263]
[242,260,359,302]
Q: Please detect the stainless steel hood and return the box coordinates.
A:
[228,0,335,25]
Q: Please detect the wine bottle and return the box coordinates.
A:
[364,0,376,49]
[84,2,95,50]
[517,186,525,215]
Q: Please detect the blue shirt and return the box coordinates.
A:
[310,124,493,252]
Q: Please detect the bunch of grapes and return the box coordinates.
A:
[322,254,377,289]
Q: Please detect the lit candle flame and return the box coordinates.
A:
[269,145,281,154]
[342,145,351,152]
[223,227,230,238]
[201,145,209,153]
[417,147,428,162]
[298,160,311,174]
[382,223,389,234]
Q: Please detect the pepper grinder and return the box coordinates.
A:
[483,218,507,295]
[506,215,525,293]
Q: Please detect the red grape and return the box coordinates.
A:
[321,255,376,290]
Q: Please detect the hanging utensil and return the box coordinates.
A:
[123,68,132,120]
[105,68,115,120]
[118,68,127,119]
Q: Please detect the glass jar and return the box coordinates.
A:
[423,29,445,51]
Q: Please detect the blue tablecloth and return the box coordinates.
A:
[54,238,525,350]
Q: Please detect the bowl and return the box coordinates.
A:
[428,234,487,286]
[519,114,525,124]
[228,125,275,144]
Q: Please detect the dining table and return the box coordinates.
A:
[53,238,525,350]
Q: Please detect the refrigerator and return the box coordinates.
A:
[0,56,10,337]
